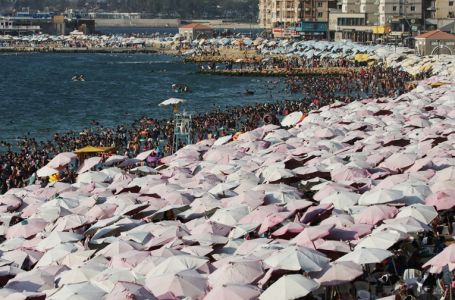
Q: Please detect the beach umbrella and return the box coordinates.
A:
[104,155,127,166]
[60,250,95,268]
[354,205,398,225]
[48,282,106,300]
[260,166,295,183]
[355,230,406,250]
[316,240,351,253]
[146,254,208,277]
[358,189,403,206]
[222,190,264,210]
[214,135,233,146]
[259,274,320,300]
[135,150,154,161]
[315,261,363,286]
[159,98,186,107]
[78,156,102,174]
[204,284,261,300]
[264,246,329,272]
[36,231,83,251]
[425,191,455,211]
[320,214,355,227]
[337,247,393,264]
[281,111,305,127]
[56,265,104,285]
[53,214,89,231]
[422,243,455,272]
[47,152,76,169]
[183,233,229,246]
[105,282,157,300]
[381,216,431,233]
[77,171,109,184]
[145,270,207,299]
[395,204,438,224]
[37,166,58,178]
[272,222,306,237]
[191,221,232,236]
[379,153,417,171]
[6,218,48,239]
[208,257,264,287]
[291,224,334,247]
[320,191,359,210]
[210,205,249,227]
[258,212,293,235]
[209,182,239,197]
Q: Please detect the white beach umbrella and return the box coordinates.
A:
[78,156,102,174]
[264,246,329,272]
[146,255,208,276]
[37,166,58,178]
[337,247,393,264]
[358,189,403,206]
[259,274,320,300]
[355,230,406,250]
[47,152,77,169]
[48,282,106,300]
[159,98,186,107]
[395,204,438,224]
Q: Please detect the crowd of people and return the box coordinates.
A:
[0,60,425,195]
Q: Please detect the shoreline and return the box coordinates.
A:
[0,47,160,54]
[198,67,359,77]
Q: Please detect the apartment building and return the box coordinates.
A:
[435,0,455,19]
[259,0,333,28]
[378,0,423,26]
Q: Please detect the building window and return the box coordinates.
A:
[410,6,415,11]
[449,1,454,6]
[393,6,397,11]
[317,12,323,17]
[317,2,323,7]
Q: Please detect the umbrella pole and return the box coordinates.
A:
[391,257,398,276]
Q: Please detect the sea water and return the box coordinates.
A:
[0,53,292,145]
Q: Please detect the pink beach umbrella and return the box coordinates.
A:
[204,284,261,300]
[328,224,373,241]
[272,222,306,238]
[315,261,363,286]
[208,258,264,287]
[422,243,455,272]
[291,224,334,247]
[300,203,333,224]
[354,205,399,225]
[258,212,293,235]
[425,191,455,211]
[379,153,417,172]
[6,218,48,239]
[105,282,157,300]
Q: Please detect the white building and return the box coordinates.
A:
[378,0,422,26]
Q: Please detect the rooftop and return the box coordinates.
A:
[415,30,455,40]
[179,23,212,30]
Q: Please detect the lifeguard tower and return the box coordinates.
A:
[158,98,193,154]
[172,112,192,153]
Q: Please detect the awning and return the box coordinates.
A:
[74,146,115,154]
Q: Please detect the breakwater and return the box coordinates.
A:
[0,47,158,54]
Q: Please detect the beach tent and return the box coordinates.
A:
[74,146,115,161]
